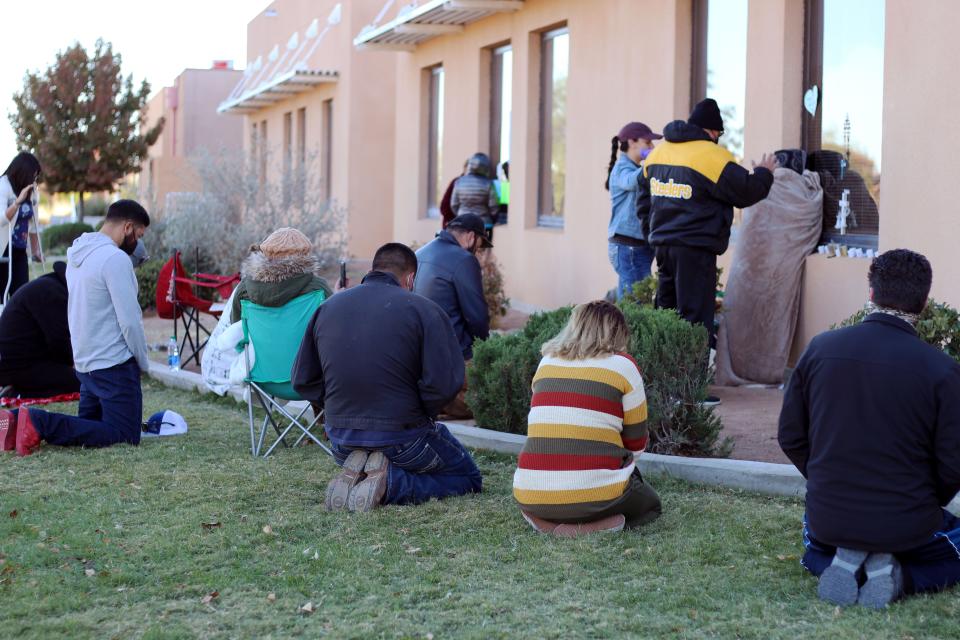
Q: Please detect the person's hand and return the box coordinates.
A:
[15,184,34,205]
[333,279,348,294]
[753,154,778,173]
[31,253,42,263]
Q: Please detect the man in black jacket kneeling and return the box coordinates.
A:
[292,243,482,512]
[779,249,960,608]
[0,261,80,398]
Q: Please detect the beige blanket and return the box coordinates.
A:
[716,169,823,385]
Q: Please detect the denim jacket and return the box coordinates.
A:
[607,153,645,241]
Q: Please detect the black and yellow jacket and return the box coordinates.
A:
[635,120,773,255]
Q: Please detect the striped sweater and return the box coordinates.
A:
[513,353,648,518]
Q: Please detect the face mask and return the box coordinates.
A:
[639,147,652,161]
[129,239,148,267]
[120,230,139,255]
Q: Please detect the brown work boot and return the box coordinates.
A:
[553,514,626,538]
[325,450,369,511]
[347,452,389,512]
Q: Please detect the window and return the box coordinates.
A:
[692,0,748,159]
[804,0,884,246]
[282,112,292,204]
[489,44,512,171]
[297,107,307,168]
[538,27,568,227]
[258,119,268,189]
[322,99,333,202]
[425,65,445,217]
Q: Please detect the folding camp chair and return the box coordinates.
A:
[240,290,332,458]
[156,249,239,368]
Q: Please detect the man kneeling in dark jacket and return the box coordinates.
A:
[0,261,79,397]
[779,249,960,608]
[292,243,482,512]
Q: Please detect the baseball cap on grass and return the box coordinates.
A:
[447,213,493,248]
[142,410,188,437]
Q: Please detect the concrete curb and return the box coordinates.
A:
[146,364,960,510]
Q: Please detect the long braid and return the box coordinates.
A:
[604,136,629,191]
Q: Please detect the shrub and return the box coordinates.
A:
[479,250,510,328]
[157,148,346,278]
[467,301,732,457]
[41,222,94,254]
[835,299,960,363]
[136,258,164,311]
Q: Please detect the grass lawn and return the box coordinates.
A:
[2,381,958,639]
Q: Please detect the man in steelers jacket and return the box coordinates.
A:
[635,98,777,347]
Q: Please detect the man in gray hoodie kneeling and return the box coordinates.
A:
[0,200,152,456]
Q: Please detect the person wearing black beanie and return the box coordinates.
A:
[635,98,777,405]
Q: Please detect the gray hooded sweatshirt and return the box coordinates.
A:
[66,232,150,374]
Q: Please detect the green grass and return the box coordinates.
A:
[2,381,958,639]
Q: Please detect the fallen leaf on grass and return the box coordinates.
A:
[299,601,315,615]
[262,525,274,535]
[85,569,96,577]
[833,606,842,618]
[776,554,797,561]
[267,593,276,603]
[404,546,421,555]
[201,591,219,604]
[312,551,319,561]
[8,510,17,518]
[623,548,636,556]
[201,521,221,530]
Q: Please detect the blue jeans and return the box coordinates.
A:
[331,423,482,505]
[801,510,960,594]
[25,359,143,448]
[608,242,654,300]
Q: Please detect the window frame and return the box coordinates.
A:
[322,99,334,203]
[537,26,569,229]
[489,43,512,172]
[803,0,882,248]
[424,65,445,219]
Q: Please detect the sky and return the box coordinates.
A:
[0,0,270,163]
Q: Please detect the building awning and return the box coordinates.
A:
[217,68,338,114]
[355,0,523,50]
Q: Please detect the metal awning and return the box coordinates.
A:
[354,0,524,50]
[217,68,338,114]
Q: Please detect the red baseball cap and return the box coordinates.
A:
[617,122,662,142]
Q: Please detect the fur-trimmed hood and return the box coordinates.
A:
[240,251,322,283]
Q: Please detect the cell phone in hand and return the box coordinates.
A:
[339,260,347,288]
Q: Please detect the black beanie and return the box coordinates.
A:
[689,98,724,132]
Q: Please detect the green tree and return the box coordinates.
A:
[9,39,163,220]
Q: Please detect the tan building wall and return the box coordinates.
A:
[140,67,243,212]
[390,0,693,311]
[236,0,397,259]
[240,0,959,358]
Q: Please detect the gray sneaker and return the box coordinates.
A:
[325,450,369,511]
[347,451,389,512]
[818,547,868,606]
[857,553,903,609]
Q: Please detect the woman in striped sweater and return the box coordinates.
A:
[513,301,661,536]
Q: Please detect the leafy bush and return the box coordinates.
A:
[41,222,94,254]
[479,250,510,328]
[835,299,960,363]
[623,275,657,307]
[467,301,731,457]
[157,148,346,277]
[136,258,164,311]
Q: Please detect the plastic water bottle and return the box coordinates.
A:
[167,336,180,371]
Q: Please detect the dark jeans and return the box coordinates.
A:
[654,245,718,347]
[0,247,28,299]
[522,469,662,528]
[331,422,482,505]
[0,360,81,397]
[801,510,960,594]
[24,359,142,447]
[608,241,654,300]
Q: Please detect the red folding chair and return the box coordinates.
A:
[156,249,240,368]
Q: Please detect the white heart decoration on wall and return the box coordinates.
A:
[804,86,819,116]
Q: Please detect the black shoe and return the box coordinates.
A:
[700,395,721,407]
